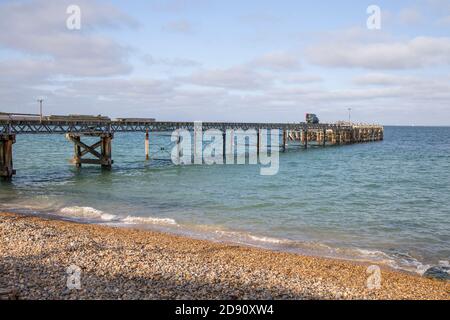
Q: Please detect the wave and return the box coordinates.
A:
[60,206,118,221]
[122,215,177,226]
[352,248,433,275]
[59,206,177,226]
[248,235,289,244]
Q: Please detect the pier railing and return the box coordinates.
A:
[0,118,353,135]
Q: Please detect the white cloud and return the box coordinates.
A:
[0,0,136,77]
[279,74,323,85]
[306,36,450,70]
[352,73,422,86]
[142,54,200,67]
[186,66,272,90]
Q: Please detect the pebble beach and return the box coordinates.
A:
[0,212,449,300]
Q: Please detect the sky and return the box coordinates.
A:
[1,0,450,125]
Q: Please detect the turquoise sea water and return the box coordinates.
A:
[1,126,449,275]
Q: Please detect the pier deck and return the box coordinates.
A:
[1,118,367,134]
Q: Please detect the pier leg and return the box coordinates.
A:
[73,136,82,168]
[0,134,16,180]
[176,132,181,164]
[222,132,226,163]
[323,129,326,147]
[282,130,287,152]
[257,129,260,158]
[304,129,308,149]
[66,133,114,169]
[145,129,150,161]
[101,134,113,169]
[226,129,234,164]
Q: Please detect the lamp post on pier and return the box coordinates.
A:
[348,108,352,125]
[37,99,44,122]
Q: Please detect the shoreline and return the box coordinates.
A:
[0,212,449,300]
[2,206,436,276]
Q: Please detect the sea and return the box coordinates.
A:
[1,126,449,276]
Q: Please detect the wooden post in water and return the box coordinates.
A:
[101,133,113,169]
[226,129,234,164]
[222,132,226,164]
[66,133,114,169]
[145,129,150,161]
[323,129,326,147]
[0,134,16,180]
[256,128,260,158]
[304,129,308,149]
[175,131,181,164]
[73,135,82,168]
[282,129,287,152]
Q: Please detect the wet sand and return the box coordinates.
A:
[0,212,448,300]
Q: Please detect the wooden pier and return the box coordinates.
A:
[0,114,383,179]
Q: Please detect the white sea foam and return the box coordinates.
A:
[59,206,118,221]
[355,248,393,259]
[122,215,178,226]
[438,260,450,268]
[248,235,287,244]
[354,248,432,275]
[210,229,291,246]
[59,206,178,226]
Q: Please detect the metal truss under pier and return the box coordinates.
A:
[1,119,362,134]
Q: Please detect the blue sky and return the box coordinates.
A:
[1,0,450,125]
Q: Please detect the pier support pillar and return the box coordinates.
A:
[222,132,226,163]
[323,129,326,147]
[101,134,113,169]
[0,134,16,180]
[331,130,337,145]
[145,129,150,161]
[303,129,308,149]
[72,135,82,168]
[66,133,114,169]
[256,129,260,158]
[282,130,287,152]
